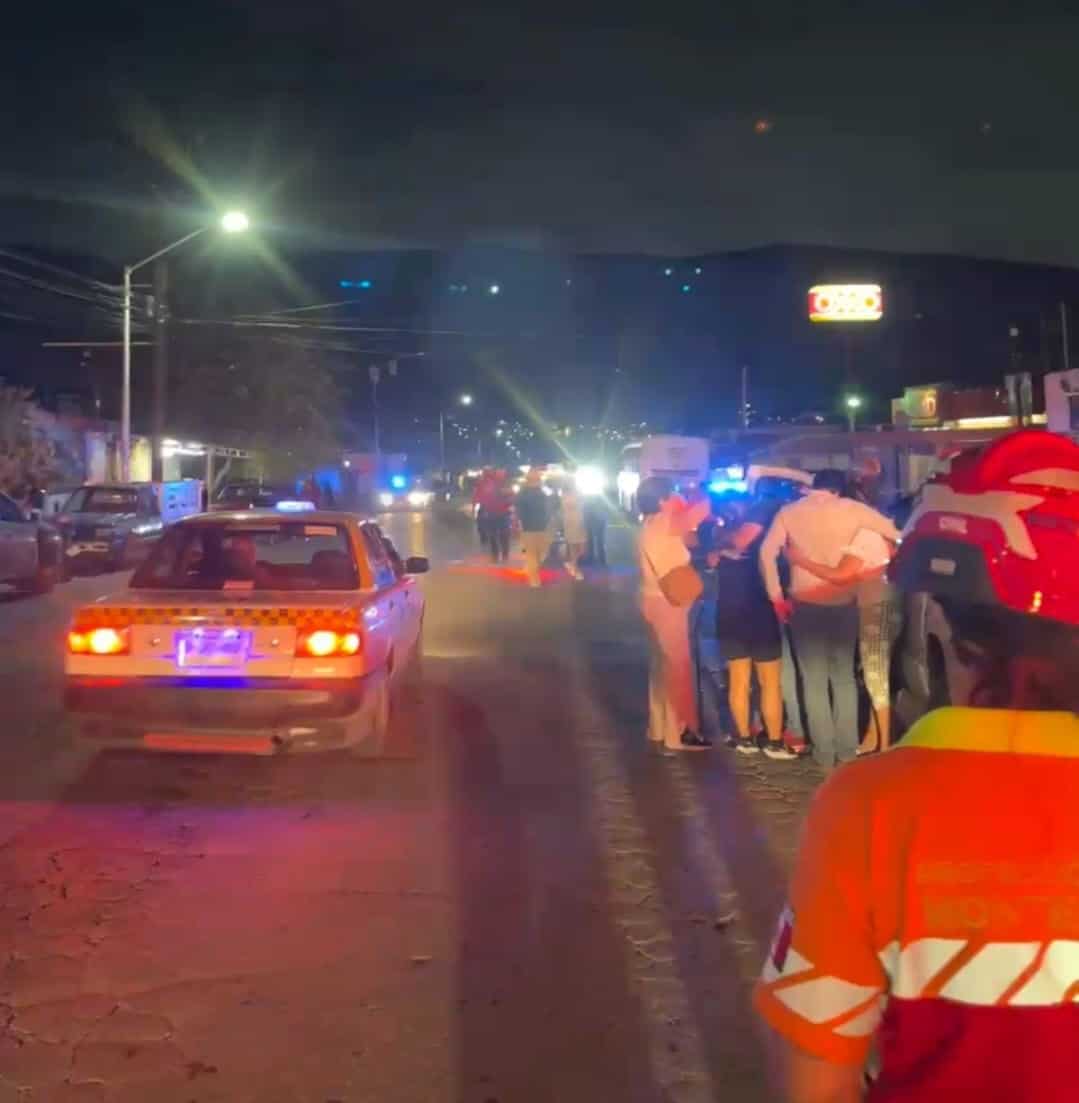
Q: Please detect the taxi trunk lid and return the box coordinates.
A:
[75,591,360,680]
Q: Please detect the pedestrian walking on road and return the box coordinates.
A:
[559,479,587,580]
[516,469,551,587]
[487,470,514,564]
[583,495,608,567]
[473,469,513,563]
[472,469,496,557]
[638,476,711,754]
[759,469,899,769]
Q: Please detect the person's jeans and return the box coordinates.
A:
[691,575,726,737]
[489,514,511,563]
[790,601,860,766]
[781,626,805,740]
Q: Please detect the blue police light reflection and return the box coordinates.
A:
[390,474,408,490]
[708,479,748,495]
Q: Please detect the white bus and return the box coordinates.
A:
[617,435,710,513]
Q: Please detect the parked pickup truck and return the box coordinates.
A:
[0,490,66,593]
[57,480,202,573]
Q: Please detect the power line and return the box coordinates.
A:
[180,316,503,339]
[0,265,123,313]
[0,248,119,295]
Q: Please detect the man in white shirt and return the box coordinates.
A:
[758,469,899,767]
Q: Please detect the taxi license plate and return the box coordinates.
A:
[176,628,252,668]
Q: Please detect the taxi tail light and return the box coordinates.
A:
[68,626,130,656]
[296,629,362,658]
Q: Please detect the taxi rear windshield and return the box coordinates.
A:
[131,522,358,591]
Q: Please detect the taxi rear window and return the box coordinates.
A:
[131,522,358,592]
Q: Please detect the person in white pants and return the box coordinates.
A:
[637,477,711,754]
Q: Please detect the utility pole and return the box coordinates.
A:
[1061,302,1072,373]
[121,265,133,479]
[369,363,381,460]
[150,259,168,482]
[740,364,749,429]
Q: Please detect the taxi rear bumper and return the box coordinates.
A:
[65,675,372,753]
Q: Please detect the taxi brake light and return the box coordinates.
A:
[68,627,129,656]
[297,629,362,658]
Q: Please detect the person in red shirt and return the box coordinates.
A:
[756,429,1079,1103]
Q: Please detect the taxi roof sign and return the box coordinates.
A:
[809,284,883,323]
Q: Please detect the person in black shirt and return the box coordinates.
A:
[712,493,798,760]
[516,469,551,588]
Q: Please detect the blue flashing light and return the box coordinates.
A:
[359,279,372,289]
[681,283,692,293]
[390,474,408,490]
[725,464,746,480]
[708,479,748,495]
[275,499,317,512]
[339,280,353,288]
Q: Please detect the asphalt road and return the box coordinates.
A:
[0,510,821,1103]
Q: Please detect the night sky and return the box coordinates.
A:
[5,1,1079,264]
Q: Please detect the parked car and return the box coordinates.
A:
[0,491,65,593]
[56,484,167,573]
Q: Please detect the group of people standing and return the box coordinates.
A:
[638,463,900,767]
[472,467,607,587]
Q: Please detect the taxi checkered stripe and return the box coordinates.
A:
[73,607,359,630]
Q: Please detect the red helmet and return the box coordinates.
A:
[892,429,1079,627]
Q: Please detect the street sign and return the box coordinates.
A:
[808,284,883,323]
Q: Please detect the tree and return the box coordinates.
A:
[168,332,344,479]
[0,384,83,493]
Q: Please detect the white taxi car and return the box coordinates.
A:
[64,508,428,756]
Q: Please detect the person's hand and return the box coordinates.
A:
[784,542,811,570]
[772,598,793,624]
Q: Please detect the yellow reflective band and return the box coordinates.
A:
[900,707,1079,758]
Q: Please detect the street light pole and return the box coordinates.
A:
[440,393,472,477]
[122,264,133,480]
[119,214,249,480]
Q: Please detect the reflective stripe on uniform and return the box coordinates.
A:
[884,937,1079,1008]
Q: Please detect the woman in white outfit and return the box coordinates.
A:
[637,477,711,754]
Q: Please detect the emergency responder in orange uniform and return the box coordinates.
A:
[755,429,1079,1103]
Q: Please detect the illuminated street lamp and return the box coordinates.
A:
[845,394,864,433]
[121,210,250,479]
[440,393,475,473]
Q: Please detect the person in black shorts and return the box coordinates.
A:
[712,495,797,760]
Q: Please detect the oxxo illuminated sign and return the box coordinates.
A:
[808,284,883,323]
